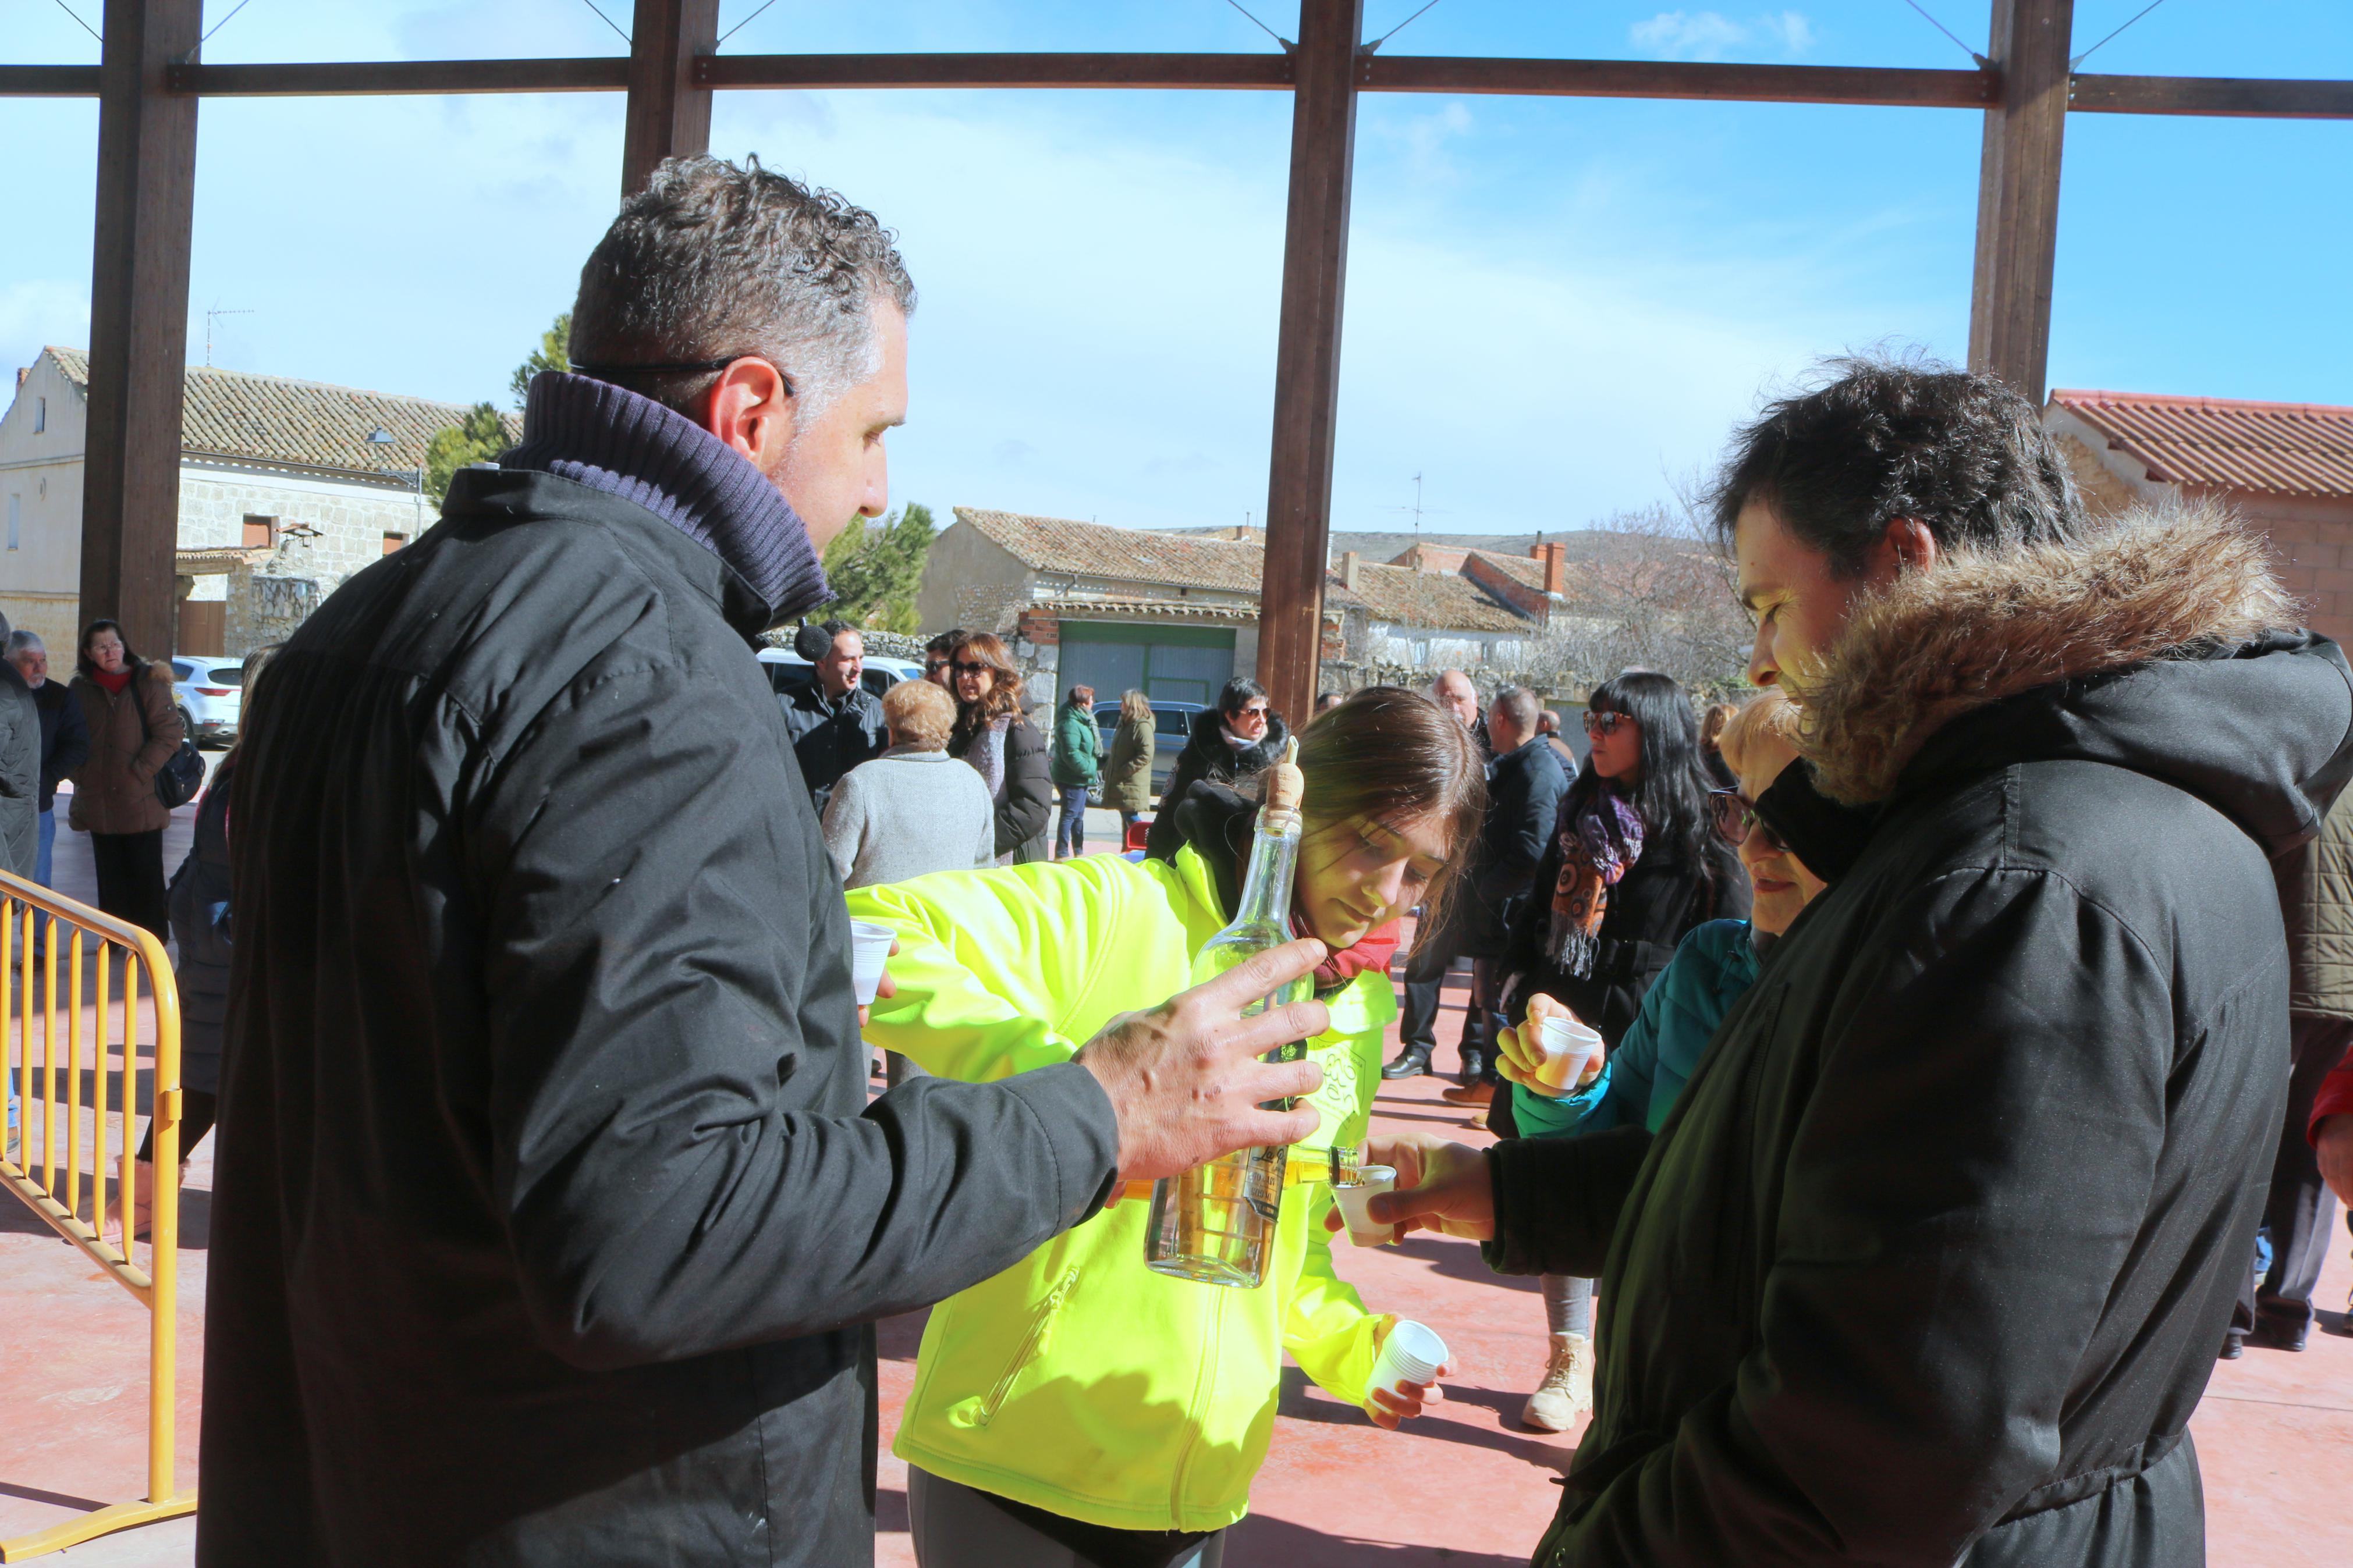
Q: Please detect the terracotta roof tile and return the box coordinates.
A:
[955,506,1536,634]
[2050,388,2353,498]
[44,346,501,479]
[953,507,1269,593]
[1330,560,1531,633]
[1462,550,1548,588]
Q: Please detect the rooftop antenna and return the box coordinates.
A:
[1385,471,1449,539]
[204,303,254,367]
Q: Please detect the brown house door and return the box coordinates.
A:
[178,600,226,657]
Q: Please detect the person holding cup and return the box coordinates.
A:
[851,688,1478,1568]
[1489,670,1748,1432]
[1502,691,1822,1140]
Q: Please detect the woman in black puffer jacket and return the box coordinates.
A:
[1142,676,1289,864]
[945,632,1054,863]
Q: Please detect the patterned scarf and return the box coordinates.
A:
[1546,784,1646,976]
[962,714,1015,865]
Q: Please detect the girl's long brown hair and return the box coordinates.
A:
[948,631,1025,748]
[1288,684,1488,933]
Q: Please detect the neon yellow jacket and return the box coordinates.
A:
[849,848,1394,1534]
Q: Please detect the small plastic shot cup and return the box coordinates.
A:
[1534,1012,1603,1093]
[849,920,896,1006]
[1330,1164,1399,1247]
[1367,1320,1449,1406]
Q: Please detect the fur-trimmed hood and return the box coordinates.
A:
[1799,501,2320,809]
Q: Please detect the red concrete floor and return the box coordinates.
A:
[6,835,2350,1563]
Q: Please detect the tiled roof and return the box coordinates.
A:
[2050,388,2353,498]
[44,346,501,480]
[1034,596,1265,624]
[1463,550,1549,589]
[1333,560,1531,634]
[958,506,1536,633]
[953,507,1268,593]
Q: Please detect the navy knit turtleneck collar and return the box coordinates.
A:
[501,371,829,628]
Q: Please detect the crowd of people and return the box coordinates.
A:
[3,153,2336,1567]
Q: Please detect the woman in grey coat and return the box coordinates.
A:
[822,678,995,890]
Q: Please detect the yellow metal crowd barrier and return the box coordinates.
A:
[0,870,196,1560]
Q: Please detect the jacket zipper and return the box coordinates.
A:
[1167,1281,1227,1523]
[973,1266,1080,1428]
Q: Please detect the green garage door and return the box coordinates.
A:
[1057,621,1235,709]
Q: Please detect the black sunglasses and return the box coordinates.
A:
[1709,788,1787,852]
[950,660,993,676]
[1584,710,1630,737]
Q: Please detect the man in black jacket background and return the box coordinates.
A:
[1438,685,1567,1118]
[781,620,888,813]
[200,156,1332,1568]
[1369,361,2353,1567]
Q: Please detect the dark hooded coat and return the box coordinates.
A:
[1485,504,2353,1567]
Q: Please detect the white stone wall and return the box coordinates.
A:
[178,463,426,609]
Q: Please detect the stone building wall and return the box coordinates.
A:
[178,464,428,617]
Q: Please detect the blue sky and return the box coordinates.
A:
[5,1,2349,537]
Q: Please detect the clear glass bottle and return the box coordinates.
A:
[1144,756,1314,1289]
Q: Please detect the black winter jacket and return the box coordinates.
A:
[1485,510,2353,1567]
[1458,736,1569,960]
[1142,708,1290,863]
[950,710,1053,859]
[780,679,888,814]
[1502,773,1748,1048]
[200,461,1120,1567]
[31,676,91,811]
[166,752,235,1094]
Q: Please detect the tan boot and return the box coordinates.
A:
[1521,1332,1595,1432]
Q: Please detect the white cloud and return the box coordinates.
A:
[1630,10,1818,63]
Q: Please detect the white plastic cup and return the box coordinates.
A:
[1367,1320,1449,1405]
[1330,1165,1399,1247]
[1533,1012,1602,1092]
[849,920,895,1005]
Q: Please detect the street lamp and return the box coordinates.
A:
[368,425,425,532]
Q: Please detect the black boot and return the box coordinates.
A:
[1382,1046,1432,1079]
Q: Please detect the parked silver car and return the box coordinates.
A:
[1094,700,1205,798]
[169,655,245,748]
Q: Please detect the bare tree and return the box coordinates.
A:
[1518,503,1751,701]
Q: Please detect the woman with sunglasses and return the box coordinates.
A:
[1142,677,1288,863]
[850,688,1479,1567]
[1502,689,1823,1140]
[945,632,1056,863]
[1493,670,1748,1434]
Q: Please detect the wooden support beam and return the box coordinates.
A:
[2070,72,2353,118]
[1257,0,1361,722]
[81,0,201,660]
[622,0,718,200]
[163,58,630,96]
[0,65,103,95]
[1969,0,2074,404]
[1364,55,1995,108]
[698,52,1294,91]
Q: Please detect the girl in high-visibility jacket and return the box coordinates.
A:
[853,686,1488,1568]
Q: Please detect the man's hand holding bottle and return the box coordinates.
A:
[1076,937,1330,1184]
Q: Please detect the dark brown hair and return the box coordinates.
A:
[947,630,1024,746]
[1289,684,1488,932]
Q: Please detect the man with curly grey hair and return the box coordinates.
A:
[200,155,1333,1568]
